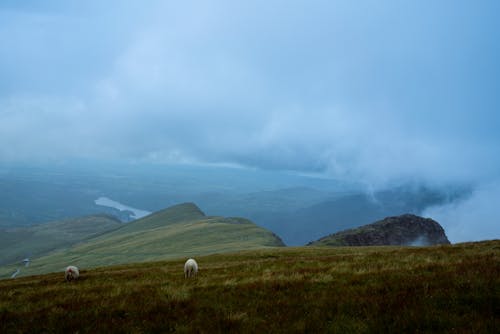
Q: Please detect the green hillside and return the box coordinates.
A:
[0,214,122,266]
[0,203,284,278]
[0,240,498,333]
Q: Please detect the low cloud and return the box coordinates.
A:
[424,181,500,243]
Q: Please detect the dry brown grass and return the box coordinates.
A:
[0,240,499,333]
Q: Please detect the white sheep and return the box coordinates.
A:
[65,265,80,281]
[184,258,198,278]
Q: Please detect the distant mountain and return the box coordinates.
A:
[0,203,284,278]
[194,184,469,246]
[0,214,122,266]
[308,214,450,247]
[270,185,466,245]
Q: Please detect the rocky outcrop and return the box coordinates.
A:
[308,214,450,247]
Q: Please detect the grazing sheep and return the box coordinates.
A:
[184,259,198,278]
[65,265,80,281]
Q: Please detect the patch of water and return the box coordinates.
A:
[94,197,151,219]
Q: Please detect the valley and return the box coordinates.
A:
[0,164,474,280]
[0,164,470,245]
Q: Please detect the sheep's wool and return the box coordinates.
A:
[184,259,198,278]
[65,266,80,281]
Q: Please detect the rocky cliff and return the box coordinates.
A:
[308,214,450,247]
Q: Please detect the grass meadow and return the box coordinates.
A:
[0,240,498,333]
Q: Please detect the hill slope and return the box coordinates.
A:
[0,214,122,266]
[0,240,498,333]
[309,214,450,246]
[0,203,284,278]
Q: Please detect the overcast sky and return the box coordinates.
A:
[1,1,499,240]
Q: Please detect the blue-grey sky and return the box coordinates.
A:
[1,1,499,241]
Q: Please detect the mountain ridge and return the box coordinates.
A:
[0,202,284,278]
[101,202,206,235]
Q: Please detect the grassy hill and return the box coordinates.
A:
[0,240,498,333]
[0,214,122,266]
[0,203,284,278]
